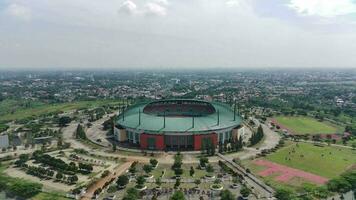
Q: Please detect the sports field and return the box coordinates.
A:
[264,141,356,178]
[274,116,342,135]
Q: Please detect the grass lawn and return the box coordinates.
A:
[32,192,71,200]
[274,116,343,135]
[264,141,356,178]
[0,99,122,122]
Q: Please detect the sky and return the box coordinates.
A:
[1,0,356,70]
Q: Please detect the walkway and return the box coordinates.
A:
[81,161,133,200]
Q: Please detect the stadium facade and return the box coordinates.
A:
[114,99,242,151]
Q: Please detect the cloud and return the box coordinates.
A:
[152,0,169,6]
[225,0,240,8]
[118,0,138,15]
[144,2,167,16]
[118,0,167,17]
[288,0,356,17]
[5,3,32,21]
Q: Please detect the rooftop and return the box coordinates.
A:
[116,99,242,133]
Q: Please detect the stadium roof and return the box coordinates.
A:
[116,100,242,134]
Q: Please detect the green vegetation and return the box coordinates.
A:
[75,124,87,140]
[0,124,9,132]
[327,171,356,193]
[0,162,43,199]
[32,192,71,200]
[265,142,356,178]
[123,188,139,200]
[274,116,342,135]
[249,125,264,146]
[170,191,185,200]
[0,99,121,122]
[220,189,235,200]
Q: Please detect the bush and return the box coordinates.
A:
[150,158,158,167]
[275,188,296,200]
[117,175,129,187]
[170,191,185,200]
[220,189,235,200]
[7,181,42,198]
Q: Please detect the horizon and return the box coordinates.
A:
[1,0,356,69]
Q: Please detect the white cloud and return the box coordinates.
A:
[225,0,240,8]
[5,3,32,21]
[118,0,138,15]
[152,0,169,6]
[289,0,356,17]
[144,2,167,16]
[118,1,167,17]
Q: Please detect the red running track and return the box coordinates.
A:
[254,160,328,185]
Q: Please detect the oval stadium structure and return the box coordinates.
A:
[114,99,242,151]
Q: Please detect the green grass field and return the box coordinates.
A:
[274,116,343,135]
[0,99,122,122]
[264,141,356,178]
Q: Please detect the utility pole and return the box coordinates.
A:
[138,109,141,126]
[234,100,236,121]
[217,110,220,125]
[163,111,166,128]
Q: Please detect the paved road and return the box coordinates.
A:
[217,153,275,199]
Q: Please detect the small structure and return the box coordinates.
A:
[0,134,9,149]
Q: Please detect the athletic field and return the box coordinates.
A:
[265,141,356,178]
[273,116,342,135]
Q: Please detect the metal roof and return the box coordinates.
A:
[116,100,242,134]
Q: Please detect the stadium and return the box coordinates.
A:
[114,99,242,151]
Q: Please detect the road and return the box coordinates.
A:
[217,153,275,199]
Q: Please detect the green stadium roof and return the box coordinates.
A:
[116,100,242,134]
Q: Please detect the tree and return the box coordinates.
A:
[174,178,181,189]
[68,175,78,184]
[143,164,153,174]
[206,164,214,173]
[78,163,93,173]
[220,189,235,200]
[101,170,110,178]
[327,177,352,193]
[275,188,296,200]
[59,116,71,127]
[240,185,251,198]
[56,172,63,180]
[117,175,129,187]
[174,167,183,177]
[123,188,139,200]
[189,166,195,176]
[150,158,158,167]
[112,143,117,152]
[170,191,185,200]
[8,181,42,199]
[194,179,201,187]
[129,163,137,174]
[57,137,63,148]
[155,177,162,187]
[249,125,264,146]
[136,175,146,188]
[75,124,86,140]
[199,157,209,168]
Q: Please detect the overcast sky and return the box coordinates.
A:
[1,0,356,70]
